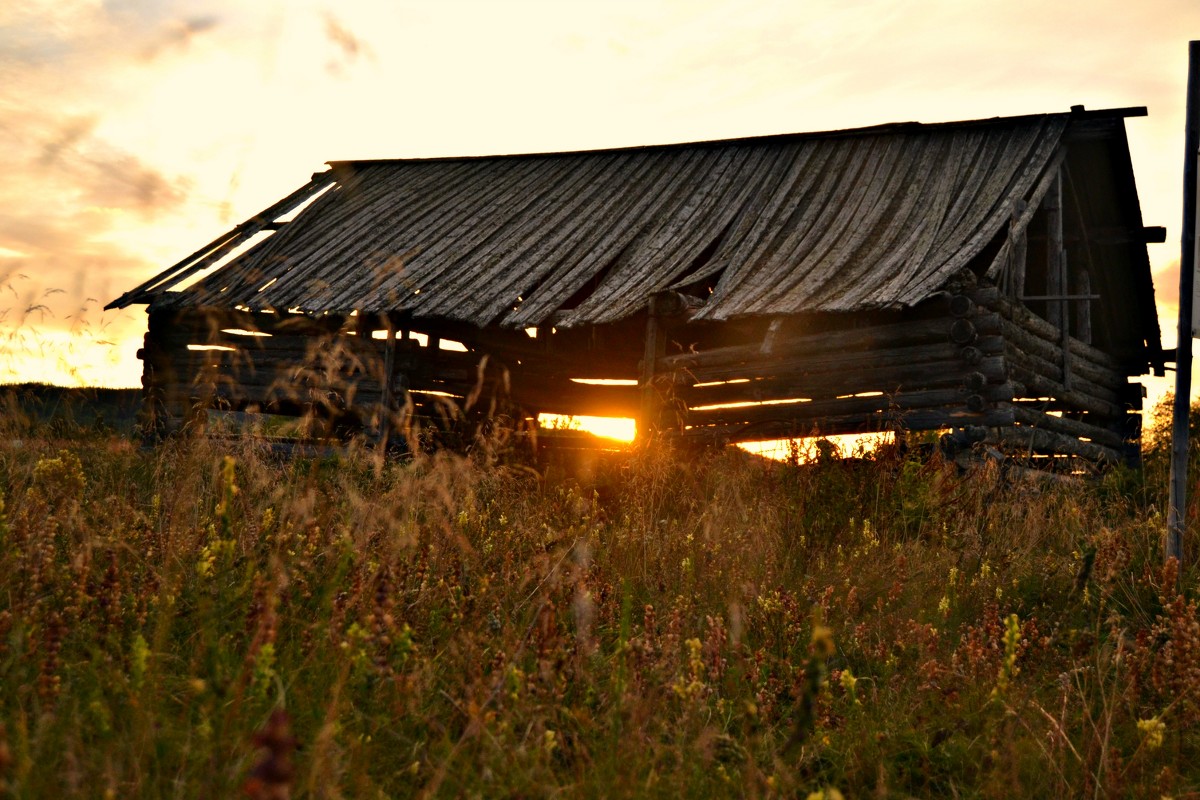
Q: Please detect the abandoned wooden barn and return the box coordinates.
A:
[107,106,1165,465]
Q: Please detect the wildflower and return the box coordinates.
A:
[1138,716,1166,750]
[937,595,950,616]
[216,456,239,539]
[30,450,86,501]
[992,613,1021,700]
[806,789,844,800]
[839,667,859,705]
[130,633,150,688]
[252,643,277,700]
[196,545,216,578]
[543,729,558,754]
[810,623,835,659]
[506,665,525,703]
[672,638,707,700]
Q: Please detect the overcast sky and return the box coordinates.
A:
[1,0,1197,408]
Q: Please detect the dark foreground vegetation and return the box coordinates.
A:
[1,392,1200,797]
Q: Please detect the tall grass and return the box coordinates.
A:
[0,411,1198,797]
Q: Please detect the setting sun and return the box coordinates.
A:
[538,414,637,443]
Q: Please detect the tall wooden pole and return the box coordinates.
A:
[1166,41,1200,565]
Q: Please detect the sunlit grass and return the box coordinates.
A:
[1,400,1199,796]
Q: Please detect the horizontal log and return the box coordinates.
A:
[968,288,1123,372]
[685,384,1015,428]
[167,382,387,408]
[661,314,1002,372]
[997,319,1125,388]
[171,353,388,375]
[163,337,389,358]
[175,371,499,402]
[1007,366,1126,418]
[1010,406,1127,449]
[155,312,348,339]
[160,337,390,363]
[680,355,1007,406]
[170,357,482,389]
[172,371,392,396]
[681,405,1017,444]
[674,338,1005,386]
[988,425,1122,463]
[508,382,641,418]
[166,341,493,373]
[1005,348,1120,405]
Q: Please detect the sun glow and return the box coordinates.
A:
[737,432,894,461]
[538,413,636,443]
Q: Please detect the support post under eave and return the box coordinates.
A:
[637,296,667,442]
[1167,40,1200,567]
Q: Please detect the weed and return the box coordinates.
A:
[0,420,1197,796]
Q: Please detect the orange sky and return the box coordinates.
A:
[1,0,1198,416]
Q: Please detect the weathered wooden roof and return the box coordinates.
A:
[108,110,1153,341]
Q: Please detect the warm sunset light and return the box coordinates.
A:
[5,13,1199,793]
[1,0,1195,419]
[737,432,894,462]
[538,414,637,443]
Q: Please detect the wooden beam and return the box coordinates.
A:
[683,406,1017,444]
[969,287,1124,372]
[686,383,1014,428]
[1044,169,1064,329]
[637,298,668,439]
[1010,405,1126,449]
[996,319,1123,388]
[989,425,1122,463]
[662,313,1001,373]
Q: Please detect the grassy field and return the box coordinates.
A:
[1,399,1199,798]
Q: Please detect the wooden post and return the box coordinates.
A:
[1045,170,1064,329]
[1075,268,1093,345]
[140,309,175,441]
[1011,200,1029,300]
[1167,40,1200,567]
[637,296,666,441]
[1060,246,1072,391]
[380,321,397,445]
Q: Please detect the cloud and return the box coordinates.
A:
[76,148,191,215]
[321,10,374,77]
[139,15,220,61]
[36,115,97,167]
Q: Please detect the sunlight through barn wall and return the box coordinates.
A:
[538,414,636,443]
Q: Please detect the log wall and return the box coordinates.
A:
[636,275,1143,466]
[138,307,641,441]
[645,288,1016,446]
[141,271,1146,467]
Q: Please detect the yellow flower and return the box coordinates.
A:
[839,667,859,704]
[811,624,835,658]
[806,789,844,800]
[1138,716,1166,750]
